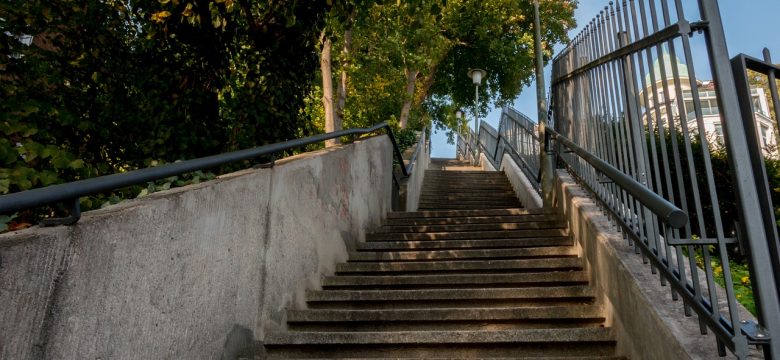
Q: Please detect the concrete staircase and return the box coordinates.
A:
[262,164,624,359]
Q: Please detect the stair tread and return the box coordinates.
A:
[376,221,565,233]
[322,271,588,288]
[356,237,572,251]
[306,286,596,302]
[348,247,576,261]
[387,208,551,219]
[338,257,582,273]
[287,305,604,322]
[265,328,616,345]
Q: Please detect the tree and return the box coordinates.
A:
[1,0,331,224]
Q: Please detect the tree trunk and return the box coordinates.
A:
[399,68,418,129]
[335,28,352,130]
[320,31,338,147]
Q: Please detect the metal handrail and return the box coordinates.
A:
[0,122,408,219]
[404,128,428,175]
[546,127,687,229]
[474,110,541,193]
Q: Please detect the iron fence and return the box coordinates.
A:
[731,49,780,310]
[549,0,780,358]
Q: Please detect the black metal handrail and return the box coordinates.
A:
[0,122,408,221]
[546,128,688,229]
[403,128,428,175]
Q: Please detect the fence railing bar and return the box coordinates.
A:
[553,20,708,86]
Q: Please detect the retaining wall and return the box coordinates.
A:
[0,136,392,360]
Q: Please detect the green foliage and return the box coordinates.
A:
[395,128,419,153]
[310,0,576,138]
[0,214,17,232]
[690,248,756,315]
[1,0,330,224]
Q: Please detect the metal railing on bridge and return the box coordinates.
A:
[460,108,542,195]
[549,0,780,358]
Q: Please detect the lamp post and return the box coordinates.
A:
[455,110,464,159]
[468,69,486,165]
[456,109,463,134]
[468,69,487,137]
[533,0,553,207]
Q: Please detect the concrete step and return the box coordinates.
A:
[337,257,583,274]
[418,197,521,203]
[386,208,548,219]
[348,246,576,261]
[264,328,618,358]
[420,187,516,192]
[286,305,605,331]
[383,213,560,226]
[375,221,566,234]
[356,237,572,251]
[422,181,513,186]
[418,194,519,201]
[266,357,627,360]
[417,205,525,211]
[425,170,506,178]
[417,201,523,208]
[365,228,567,241]
[321,271,589,289]
[305,286,597,308]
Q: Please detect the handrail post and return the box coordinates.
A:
[534,0,554,208]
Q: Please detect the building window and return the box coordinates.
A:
[753,95,767,116]
[760,124,770,147]
[713,122,724,143]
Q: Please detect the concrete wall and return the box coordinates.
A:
[499,153,542,209]
[402,131,430,212]
[0,136,392,360]
[479,153,496,171]
[552,170,761,360]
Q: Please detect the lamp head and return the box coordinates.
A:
[468,68,487,85]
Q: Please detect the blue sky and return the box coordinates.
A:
[430,0,780,158]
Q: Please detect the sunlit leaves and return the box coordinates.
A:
[151,10,171,23]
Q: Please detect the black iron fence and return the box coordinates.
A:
[549,0,779,358]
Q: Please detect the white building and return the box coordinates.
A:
[639,53,776,157]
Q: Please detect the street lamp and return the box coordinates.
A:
[468,69,487,137]
[467,69,486,165]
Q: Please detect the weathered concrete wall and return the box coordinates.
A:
[479,153,496,171]
[0,136,392,360]
[553,170,761,360]
[499,153,542,209]
[402,132,430,212]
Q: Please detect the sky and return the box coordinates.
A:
[430,0,780,158]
